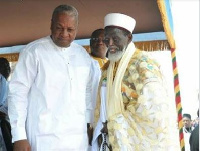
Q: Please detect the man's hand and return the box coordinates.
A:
[101,121,108,134]
[87,123,93,146]
[14,139,31,151]
[0,111,6,119]
[97,134,102,148]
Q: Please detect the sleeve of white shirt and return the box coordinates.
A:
[85,59,101,124]
[8,47,38,142]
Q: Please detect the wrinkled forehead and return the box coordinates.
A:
[104,26,124,36]
[52,12,78,25]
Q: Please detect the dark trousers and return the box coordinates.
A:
[0,119,13,151]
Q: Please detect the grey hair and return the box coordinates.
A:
[51,5,78,22]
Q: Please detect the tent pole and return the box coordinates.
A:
[171,48,185,151]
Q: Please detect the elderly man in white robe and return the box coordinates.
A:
[92,13,180,151]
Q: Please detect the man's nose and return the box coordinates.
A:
[105,38,114,46]
[61,29,69,37]
[97,38,104,44]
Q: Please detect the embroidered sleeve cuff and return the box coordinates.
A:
[11,127,27,143]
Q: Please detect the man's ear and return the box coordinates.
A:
[50,20,53,30]
[128,33,132,43]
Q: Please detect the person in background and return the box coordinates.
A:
[92,13,180,150]
[183,113,194,151]
[0,57,12,151]
[8,5,99,151]
[90,28,108,69]
[192,110,199,128]
[189,109,199,151]
[88,29,108,151]
[0,57,10,115]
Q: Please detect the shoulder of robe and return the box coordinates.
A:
[127,48,162,80]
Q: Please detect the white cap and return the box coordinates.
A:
[104,13,136,33]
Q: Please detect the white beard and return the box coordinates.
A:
[108,48,126,62]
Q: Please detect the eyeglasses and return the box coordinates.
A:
[91,37,120,45]
[90,37,105,43]
[102,37,120,45]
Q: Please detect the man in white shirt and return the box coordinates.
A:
[8,5,99,151]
